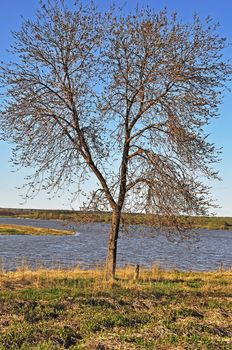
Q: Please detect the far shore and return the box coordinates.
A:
[1,208,232,231]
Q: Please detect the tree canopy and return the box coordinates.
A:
[0,1,231,278]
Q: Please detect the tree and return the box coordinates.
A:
[0,1,231,279]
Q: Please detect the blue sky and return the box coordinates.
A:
[0,0,231,215]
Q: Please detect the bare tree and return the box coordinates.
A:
[0,1,231,278]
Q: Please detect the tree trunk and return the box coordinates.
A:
[105,209,121,279]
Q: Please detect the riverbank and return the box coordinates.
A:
[0,267,231,349]
[0,224,74,236]
[1,208,232,230]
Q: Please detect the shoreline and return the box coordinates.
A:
[1,210,232,230]
[1,217,232,232]
[0,223,74,236]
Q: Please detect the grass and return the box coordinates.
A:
[0,266,231,349]
[0,224,74,236]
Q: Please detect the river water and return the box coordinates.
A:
[0,218,231,271]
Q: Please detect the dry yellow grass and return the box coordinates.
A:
[0,265,231,291]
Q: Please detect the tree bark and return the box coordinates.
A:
[105,209,121,279]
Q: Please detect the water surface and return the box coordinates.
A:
[0,218,231,271]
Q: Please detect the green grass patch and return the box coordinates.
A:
[0,268,231,349]
[0,224,74,236]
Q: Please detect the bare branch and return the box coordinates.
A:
[0,2,231,278]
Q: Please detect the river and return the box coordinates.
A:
[0,218,231,271]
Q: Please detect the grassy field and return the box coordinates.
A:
[1,208,232,230]
[0,267,231,349]
[0,224,74,236]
